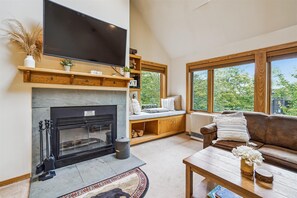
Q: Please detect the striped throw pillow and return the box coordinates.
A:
[216,117,250,142]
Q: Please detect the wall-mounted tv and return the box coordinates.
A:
[43,0,127,67]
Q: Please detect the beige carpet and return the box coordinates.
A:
[131,133,204,198]
[0,133,204,198]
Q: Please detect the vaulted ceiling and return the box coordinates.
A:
[132,0,297,59]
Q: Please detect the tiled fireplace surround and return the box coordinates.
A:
[31,88,127,177]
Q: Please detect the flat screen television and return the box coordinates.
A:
[43,0,127,67]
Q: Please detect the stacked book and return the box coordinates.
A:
[207,185,242,198]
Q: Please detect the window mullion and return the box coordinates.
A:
[208,70,214,113]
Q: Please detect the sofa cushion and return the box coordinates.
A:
[223,111,269,143]
[266,115,297,151]
[259,145,297,171]
[213,140,264,151]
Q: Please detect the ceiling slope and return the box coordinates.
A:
[132,0,297,59]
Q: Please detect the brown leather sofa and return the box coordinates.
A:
[200,111,297,172]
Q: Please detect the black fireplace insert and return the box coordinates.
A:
[51,105,117,168]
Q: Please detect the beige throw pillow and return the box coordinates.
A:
[215,116,250,142]
[161,97,175,111]
[168,95,182,110]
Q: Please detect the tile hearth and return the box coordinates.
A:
[29,154,145,198]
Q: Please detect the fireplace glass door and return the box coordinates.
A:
[58,122,113,157]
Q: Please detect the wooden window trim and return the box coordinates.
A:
[141,60,168,101]
[267,53,297,114]
[186,41,297,114]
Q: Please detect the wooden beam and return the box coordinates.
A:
[254,51,267,113]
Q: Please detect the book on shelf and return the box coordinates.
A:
[207,185,242,198]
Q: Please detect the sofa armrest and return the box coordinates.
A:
[200,123,217,134]
[200,123,217,149]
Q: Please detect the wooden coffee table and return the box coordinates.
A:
[183,146,297,198]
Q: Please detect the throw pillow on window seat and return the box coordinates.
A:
[161,97,175,111]
[168,95,182,110]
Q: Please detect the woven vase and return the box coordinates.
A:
[241,159,254,176]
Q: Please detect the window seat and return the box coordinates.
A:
[129,110,186,121]
[129,110,186,145]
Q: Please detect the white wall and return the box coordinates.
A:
[0,0,129,182]
[169,25,297,109]
[130,2,170,66]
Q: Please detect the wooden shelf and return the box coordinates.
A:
[130,88,141,91]
[18,66,133,88]
[129,54,141,59]
[131,131,184,145]
[130,115,186,145]
[130,69,141,74]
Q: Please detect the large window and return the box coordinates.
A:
[214,63,255,112]
[141,71,161,108]
[140,61,167,109]
[270,56,297,116]
[187,42,297,114]
[192,70,208,111]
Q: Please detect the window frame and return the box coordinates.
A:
[186,41,297,114]
[267,53,297,115]
[191,70,209,112]
[141,60,167,106]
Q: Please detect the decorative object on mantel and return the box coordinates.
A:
[255,168,274,183]
[2,19,42,68]
[232,145,264,176]
[124,66,131,78]
[90,70,102,75]
[60,58,73,72]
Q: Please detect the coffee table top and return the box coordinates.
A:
[183,146,297,198]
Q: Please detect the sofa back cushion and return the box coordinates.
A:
[223,111,269,143]
[266,115,297,151]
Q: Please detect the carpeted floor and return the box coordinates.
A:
[131,133,204,198]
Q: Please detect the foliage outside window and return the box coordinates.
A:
[141,71,161,108]
[271,57,297,116]
[214,63,255,112]
[192,70,208,111]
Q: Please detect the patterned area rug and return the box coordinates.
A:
[59,168,149,198]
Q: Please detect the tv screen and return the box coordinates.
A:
[43,0,127,67]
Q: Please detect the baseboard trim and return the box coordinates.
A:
[0,173,31,187]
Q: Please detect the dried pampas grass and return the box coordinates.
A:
[2,19,43,61]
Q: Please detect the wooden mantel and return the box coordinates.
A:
[18,66,133,88]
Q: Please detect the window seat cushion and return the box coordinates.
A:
[129,110,186,121]
[142,108,170,113]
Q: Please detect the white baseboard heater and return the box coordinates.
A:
[190,112,215,141]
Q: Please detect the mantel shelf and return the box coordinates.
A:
[18,66,133,88]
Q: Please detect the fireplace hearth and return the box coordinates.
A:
[51,105,117,168]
